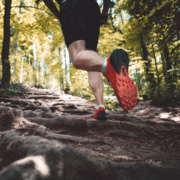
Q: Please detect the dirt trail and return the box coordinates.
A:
[0,83,180,179]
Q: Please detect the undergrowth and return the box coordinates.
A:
[0,86,16,95]
[70,88,117,111]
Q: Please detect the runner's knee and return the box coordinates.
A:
[71,50,85,69]
[68,40,85,69]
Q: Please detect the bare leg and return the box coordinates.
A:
[85,47,104,106]
[68,40,106,71]
[88,71,104,106]
[68,40,105,106]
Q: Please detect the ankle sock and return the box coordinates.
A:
[95,104,105,110]
[101,58,107,74]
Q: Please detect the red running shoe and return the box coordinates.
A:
[103,49,137,110]
[92,107,107,120]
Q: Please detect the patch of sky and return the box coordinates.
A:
[114,11,131,26]
[157,56,161,63]
[98,0,131,26]
[97,0,103,6]
[48,34,53,40]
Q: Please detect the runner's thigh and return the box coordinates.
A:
[59,0,100,50]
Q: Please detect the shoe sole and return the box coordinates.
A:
[97,110,107,120]
[110,49,129,75]
[110,49,138,110]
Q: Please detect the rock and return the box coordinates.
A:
[23,110,38,118]
[55,130,66,134]
[62,104,77,109]
[159,113,171,121]
[99,145,112,151]
[0,109,15,127]
[36,125,47,136]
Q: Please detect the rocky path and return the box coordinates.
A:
[0,84,180,179]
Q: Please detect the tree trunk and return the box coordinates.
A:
[65,46,71,89]
[28,54,31,85]
[163,43,176,95]
[41,51,44,86]
[60,76,64,91]
[62,45,71,93]
[59,48,64,91]
[160,51,167,82]
[0,0,12,88]
[20,55,24,83]
[152,43,160,95]
[52,75,55,90]
[141,37,151,75]
[13,35,18,81]
[163,44,173,83]
[13,0,23,81]
[33,42,37,86]
[141,37,156,99]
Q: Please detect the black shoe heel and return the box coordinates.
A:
[109,49,129,74]
[97,110,107,121]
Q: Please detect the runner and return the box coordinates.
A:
[40,0,137,120]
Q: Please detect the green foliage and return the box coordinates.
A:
[70,88,93,101]
[0,86,16,95]
[70,88,117,111]
[104,98,118,111]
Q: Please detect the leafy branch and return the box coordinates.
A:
[11,5,53,16]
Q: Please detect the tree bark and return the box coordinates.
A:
[0,0,12,88]
[41,50,44,85]
[163,44,173,83]
[52,75,55,90]
[20,55,24,83]
[160,51,167,82]
[60,76,64,91]
[141,37,156,99]
[163,43,176,95]
[65,46,71,90]
[33,42,37,86]
[59,48,64,91]
[62,45,71,93]
[152,43,160,95]
[141,37,151,75]
[13,0,23,81]
[28,54,31,85]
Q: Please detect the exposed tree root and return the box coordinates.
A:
[27,95,60,99]
[107,130,138,138]
[45,131,111,145]
[107,114,142,122]
[0,99,51,113]
[0,132,180,180]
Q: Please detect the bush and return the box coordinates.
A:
[0,86,16,95]
[70,88,117,111]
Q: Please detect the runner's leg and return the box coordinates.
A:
[88,71,104,106]
[68,40,105,72]
[65,0,105,108]
[86,48,104,106]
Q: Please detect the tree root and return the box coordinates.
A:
[0,132,180,180]
[45,131,111,145]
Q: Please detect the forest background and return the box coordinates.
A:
[0,0,179,110]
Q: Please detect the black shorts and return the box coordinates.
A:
[59,0,100,50]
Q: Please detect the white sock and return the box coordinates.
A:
[101,58,107,74]
[95,104,105,110]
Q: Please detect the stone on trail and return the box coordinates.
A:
[0,132,180,180]
[0,108,15,127]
